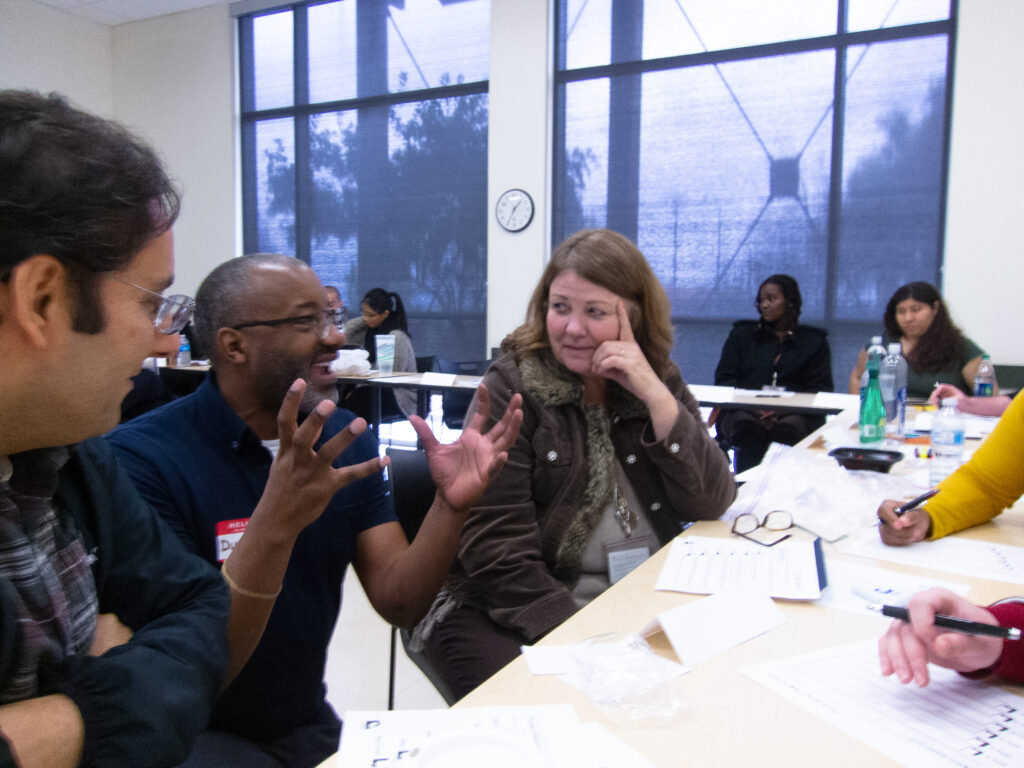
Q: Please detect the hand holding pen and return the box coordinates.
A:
[879,588,1007,687]
[876,489,938,547]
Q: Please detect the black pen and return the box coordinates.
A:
[894,488,939,517]
[881,605,1022,641]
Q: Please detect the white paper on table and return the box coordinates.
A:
[574,722,657,768]
[655,535,826,600]
[734,387,796,399]
[743,639,1024,768]
[912,411,1000,438]
[520,644,575,676]
[338,705,583,767]
[419,371,457,386]
[842,531,1024,586]
[641,590,785,666]
[811,391,860,410]
[816,558,970,614]
[687,384,737,404]
[372,373,422,384]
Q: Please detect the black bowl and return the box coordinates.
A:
[828,447,903,473]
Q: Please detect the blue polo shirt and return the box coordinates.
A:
[106,374,395,742]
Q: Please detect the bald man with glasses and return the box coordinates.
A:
[106,254,522,767]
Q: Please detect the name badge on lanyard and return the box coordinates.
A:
[215,518,249,563]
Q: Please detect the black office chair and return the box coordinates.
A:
[383,447,458,708]
[437,358,493,430]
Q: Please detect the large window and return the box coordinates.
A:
[554,0,956,387]
[239,0,490,360]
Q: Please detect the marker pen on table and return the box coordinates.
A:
[881,605,1022,641]
[893,488,939,517]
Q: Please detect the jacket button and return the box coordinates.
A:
[613,415,621,424]
[650,502,661,512]
[625,454,637,464]
[231,441,240,450]
[546,450,558,462]
[669,442,680,454]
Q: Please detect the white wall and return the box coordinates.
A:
[111,3,236,299]
[0,0,113,115]
[943,0,1024,366]
[3,0,1023,365]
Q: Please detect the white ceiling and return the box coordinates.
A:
[32,0,228,26]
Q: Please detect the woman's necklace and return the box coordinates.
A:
[613,483,639,537]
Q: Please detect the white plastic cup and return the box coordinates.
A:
[375,335,395,375]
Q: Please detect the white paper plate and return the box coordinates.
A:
[413,728,544,767]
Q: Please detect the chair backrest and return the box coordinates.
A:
[416,355,438,374]
[436,358,494,429]
[384,447,435,542]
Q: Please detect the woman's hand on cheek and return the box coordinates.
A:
[593,301,660,402]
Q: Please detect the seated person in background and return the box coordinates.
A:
[342,287,417,417]
[713,274,833,473]
[878,588,1024,686]
[849,281,993,399]
[106,254,522,766]
[929,383,1011,417]
[0,89,228,766]
[324,284,351,325]
[415,228,737,700]
[877,390,1024,545]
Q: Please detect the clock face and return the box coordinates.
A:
[495,188,534,232]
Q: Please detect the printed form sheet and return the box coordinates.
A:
[655,535,825,599]
[842,533,1024,587]
[743,640,1024,768]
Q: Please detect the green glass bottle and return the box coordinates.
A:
[859,367,885,444]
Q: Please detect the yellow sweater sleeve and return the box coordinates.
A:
[927,390,1024,539]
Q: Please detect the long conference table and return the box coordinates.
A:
[162,364,858,426]
[315,404,1024,767]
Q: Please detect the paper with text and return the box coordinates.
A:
[743,640,1024,768]
[656,536,825,599]
[842,533,1024,586]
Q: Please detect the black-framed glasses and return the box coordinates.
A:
[113,277,195,334]
[231,309,345,340]
[731,510,794,547]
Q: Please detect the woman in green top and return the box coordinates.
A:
[848,282,995,399]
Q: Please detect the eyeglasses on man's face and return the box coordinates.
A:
[731,510,794,547]
[113,276,195,334]
[231,308,345,340]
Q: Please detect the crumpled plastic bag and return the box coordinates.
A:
[331,348,370,376]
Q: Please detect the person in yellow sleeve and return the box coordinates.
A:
[876,390,1024,544]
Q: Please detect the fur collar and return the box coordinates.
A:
[518,350,648,419]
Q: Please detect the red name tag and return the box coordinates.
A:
[215,518,249,563]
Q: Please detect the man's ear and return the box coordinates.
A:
[3,255,68,349]
[218,327,248,364]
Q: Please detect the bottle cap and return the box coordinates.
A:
[887,343,901,354]
[871,335,883,344]
[941,397,958,408]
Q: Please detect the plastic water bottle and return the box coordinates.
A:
[973,354,995,397]
[861,335,887,410]
[881,343,908,441]
[176,336,191,367]
[930,397,965,485]
[859,367,885,444]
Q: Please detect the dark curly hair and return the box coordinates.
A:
[883,281,966,372]
[0,90,180,333]
[756,274,802,326]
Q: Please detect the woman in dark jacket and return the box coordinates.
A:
[714,274,833,473]
[414,229,736,700]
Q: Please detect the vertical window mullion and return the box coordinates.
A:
[239,15,259,253]
[294,6,312,265]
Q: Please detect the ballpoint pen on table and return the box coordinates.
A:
[881,605,1022,641]
[893,488,939,517]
